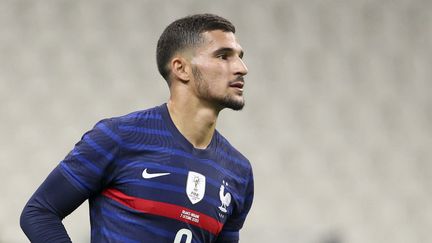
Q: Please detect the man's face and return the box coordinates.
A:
[189,30,248,111]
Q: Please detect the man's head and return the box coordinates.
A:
[157,14,235,84]
[157,14,248,111]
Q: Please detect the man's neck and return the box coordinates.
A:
[167,99,220,149]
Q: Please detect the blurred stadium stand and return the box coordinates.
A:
[0,0,431,242]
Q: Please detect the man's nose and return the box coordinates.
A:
[234,58,248,76]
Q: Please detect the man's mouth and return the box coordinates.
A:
[229,82,244,89]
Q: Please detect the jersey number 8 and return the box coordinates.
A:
[174,228,193,243]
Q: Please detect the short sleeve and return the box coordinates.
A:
[59,118,121,197]
[216,168,254,243]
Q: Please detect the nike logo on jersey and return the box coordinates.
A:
[142,168,171,179]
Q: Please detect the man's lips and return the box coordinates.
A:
[229,81,244,89]
[229,76,245,91]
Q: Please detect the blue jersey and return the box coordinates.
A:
[58,104,254,243]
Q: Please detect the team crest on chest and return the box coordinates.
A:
[218,180,231,213]
[186,171,206,204]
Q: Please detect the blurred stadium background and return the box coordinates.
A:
[1,0,431,242]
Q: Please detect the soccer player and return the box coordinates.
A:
[20,13,254,243]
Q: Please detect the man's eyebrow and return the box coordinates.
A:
[213,47,244,58]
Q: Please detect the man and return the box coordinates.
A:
[21,13,254,243]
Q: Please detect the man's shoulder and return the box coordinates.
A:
[89,105,165,142]
[98,105,163,126]
[215,131,252,170]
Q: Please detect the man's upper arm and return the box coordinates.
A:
[20,118,121,242]
[58,118,121,196]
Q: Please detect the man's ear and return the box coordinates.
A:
[170,56,191,83]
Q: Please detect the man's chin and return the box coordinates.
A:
[219,98,245,111]
[229,104,244,111]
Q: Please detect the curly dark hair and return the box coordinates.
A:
[156,14,235,85]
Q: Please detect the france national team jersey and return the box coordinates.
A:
[58,104,254,243]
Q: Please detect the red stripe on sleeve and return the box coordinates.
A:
[102,188,223,235]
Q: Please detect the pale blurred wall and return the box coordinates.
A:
[1,0,431,242]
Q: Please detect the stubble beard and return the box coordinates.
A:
[192,66,245,111]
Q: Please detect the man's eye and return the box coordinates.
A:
[217,54,228,60]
